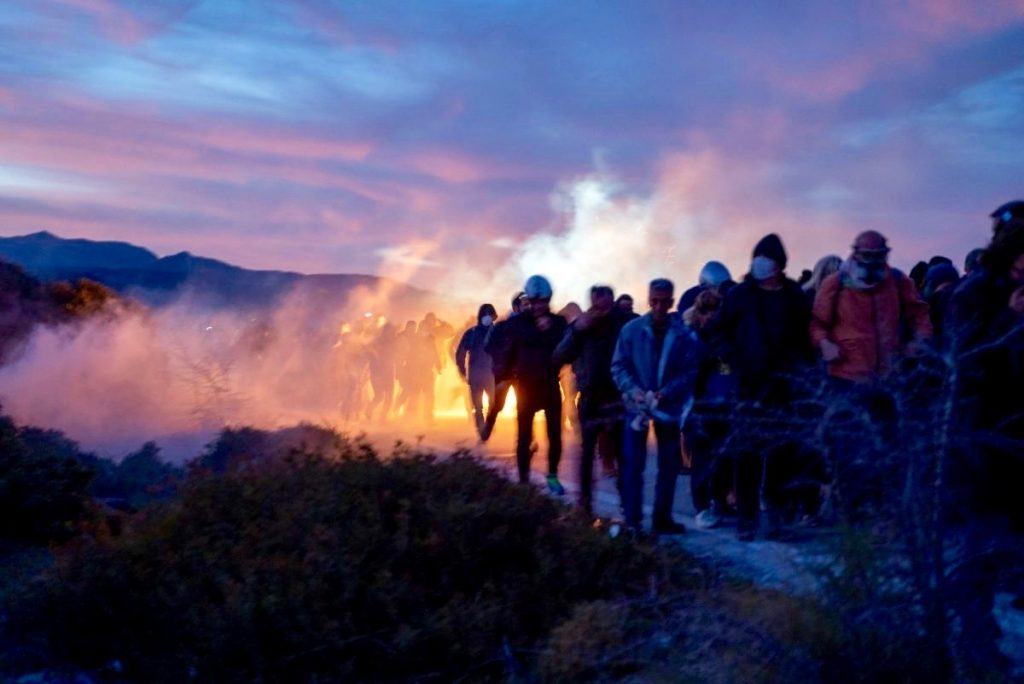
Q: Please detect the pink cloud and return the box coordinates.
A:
[191,126,375,162]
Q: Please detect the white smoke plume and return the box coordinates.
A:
[0,151,848,461]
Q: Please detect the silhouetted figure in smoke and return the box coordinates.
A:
[400,320,441,423]
[335,322,370,422]
[711,234,815,541]
[490,276,568,493]
[421,312,455,371]
[395,320,418,416]
[612,278,703,535]
[365,322,398,422]
[455,304,497,437]
[480,292,528,441]
[554,285,630,516]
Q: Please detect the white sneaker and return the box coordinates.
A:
[694,508,721,530]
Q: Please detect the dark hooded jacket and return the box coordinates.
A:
[455,324,494,385]
[712,277,813,399]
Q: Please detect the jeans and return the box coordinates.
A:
[468,375,495,436]
[622,419,682,528]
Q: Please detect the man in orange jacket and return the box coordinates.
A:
[810,230,932,382]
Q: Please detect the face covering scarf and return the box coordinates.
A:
[751,256,779,281]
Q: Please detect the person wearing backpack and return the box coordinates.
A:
[810,231,933,519]
[810,230,932,383]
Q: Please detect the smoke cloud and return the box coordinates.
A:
[0,151,853,460]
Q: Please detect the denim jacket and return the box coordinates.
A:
[611,313,705,423]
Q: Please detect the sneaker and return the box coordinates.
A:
[652,519,687,535]
[694,508,721,530]
[546,475,566,496]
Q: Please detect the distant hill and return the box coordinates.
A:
[0,232,427,312]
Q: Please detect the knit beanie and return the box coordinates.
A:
[752,233,788,271]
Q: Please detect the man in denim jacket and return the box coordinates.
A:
[612,278,705,534]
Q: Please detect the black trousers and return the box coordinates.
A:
[483,380,512,438]
[578,395,624,509]
[515,385,562,484]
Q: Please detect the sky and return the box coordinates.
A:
[0,0,1023,296]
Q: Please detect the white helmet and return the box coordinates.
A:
[523,274,553,299]
[698,261,731,288]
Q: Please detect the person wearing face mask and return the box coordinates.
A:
[456,303,498,438]
[711,233,816,540]
[810,231,932,383]
[713,234,814,399]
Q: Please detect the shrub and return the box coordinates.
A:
[13,446,670,682]
[88,442,183,510]
[0,416,95,543]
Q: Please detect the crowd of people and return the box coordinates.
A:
[333,312,456,424]
[453,200,1024,541]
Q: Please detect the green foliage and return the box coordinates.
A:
[13,445,667,682]
[0,416,95,543]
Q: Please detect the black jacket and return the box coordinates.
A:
[553,309,631,402]
[489,312,568,402]
[711,277,813,399]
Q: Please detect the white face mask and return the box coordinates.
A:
[481,315,494,326]
[751,256,779,281]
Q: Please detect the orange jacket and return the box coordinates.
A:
[810,270,932,381]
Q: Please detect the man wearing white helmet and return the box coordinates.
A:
[490,275,569,494]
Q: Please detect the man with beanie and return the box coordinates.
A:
[711,233,816,540]
[490,275,569,494]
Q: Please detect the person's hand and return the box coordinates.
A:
[536,314,552,331]
[1010,285,1024,315]
[819,339,841,362]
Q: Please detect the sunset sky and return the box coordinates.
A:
[1,1,1022,292]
